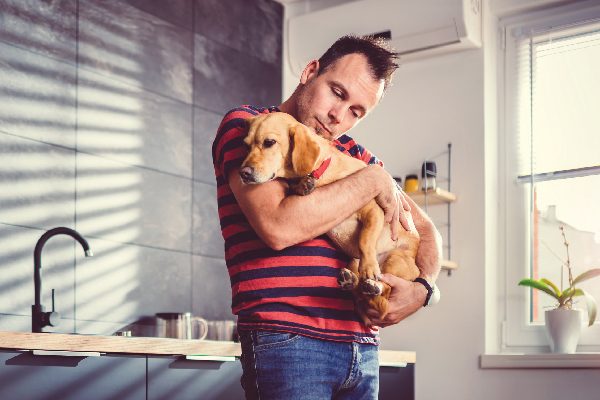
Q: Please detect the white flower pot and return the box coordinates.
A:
[545,308,583,354]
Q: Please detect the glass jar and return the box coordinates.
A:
[404,174,419,193]
[421,161,437,191]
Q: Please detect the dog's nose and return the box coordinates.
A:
[239,166,255,183]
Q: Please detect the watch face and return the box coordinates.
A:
[429,284,440,306]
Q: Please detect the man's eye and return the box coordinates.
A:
[263,139,276,148]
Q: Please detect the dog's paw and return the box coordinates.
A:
[338,268,358,290]
[288,176,316,196]
[360,279,383,297]
[359,262,382,283]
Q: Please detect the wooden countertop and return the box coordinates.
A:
[0,331,415,364]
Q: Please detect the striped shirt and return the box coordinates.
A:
[212,105,383,344]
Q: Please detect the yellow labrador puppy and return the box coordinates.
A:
[239,112,420,323]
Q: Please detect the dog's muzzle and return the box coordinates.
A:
[239,166,256,184]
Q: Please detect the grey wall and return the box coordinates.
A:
[0,0,282,335]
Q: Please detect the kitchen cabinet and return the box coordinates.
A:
[0,350,146,400]
[0,332,415,399]
[147,356,244,400]
[380,364,415,399]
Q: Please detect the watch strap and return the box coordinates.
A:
[414,277,433,307]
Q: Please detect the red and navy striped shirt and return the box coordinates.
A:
[212,105,383,344]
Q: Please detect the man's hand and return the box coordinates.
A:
[365,274,427,327]
[390,189,414,241]
[368,165,413,237]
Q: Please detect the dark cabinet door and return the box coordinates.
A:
[379,364,415,400]
[0,350,146,400]
[147,356,245,400]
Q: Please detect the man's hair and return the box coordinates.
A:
[317,35,400,91]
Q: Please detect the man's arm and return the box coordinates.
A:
[229,164,399,250]
[366,193,443,327]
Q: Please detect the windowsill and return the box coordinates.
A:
[480,353,600,369]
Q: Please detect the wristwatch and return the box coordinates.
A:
[413,277,440,307]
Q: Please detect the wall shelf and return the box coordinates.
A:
[402,143,458,275]
[407,187,457,206]
[440,259,458,271]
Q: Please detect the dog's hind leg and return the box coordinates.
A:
[338,259,359,290]
[380,249,420,282]
[356,202,386,296]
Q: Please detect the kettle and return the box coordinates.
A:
[155,312,208,340]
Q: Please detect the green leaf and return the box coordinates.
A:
[574,288,597,327]
[559,287,575,303]
[518,279,559,300]
[573,268,600,286]
[540,278,561,297]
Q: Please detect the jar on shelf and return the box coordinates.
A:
[421,161,437,191]
[404,174,419,193]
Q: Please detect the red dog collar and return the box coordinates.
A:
[309,157,332,180]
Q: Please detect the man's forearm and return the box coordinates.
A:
[231,165,388,250]
[402,194,443,283]
[271,169,380,248]
[416,224,443,282]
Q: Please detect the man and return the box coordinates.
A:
[212,35,441,399]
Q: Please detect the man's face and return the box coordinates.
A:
[295,53,385,141]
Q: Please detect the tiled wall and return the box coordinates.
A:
[0,0,282,334]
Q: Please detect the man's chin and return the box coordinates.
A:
[314,126,334,141]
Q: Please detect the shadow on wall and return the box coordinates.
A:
[0,0,147,334]
[0,0,281,339]
[0,0,211,337]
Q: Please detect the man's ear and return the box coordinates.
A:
[300,60,320,84]
[290,124,321,176]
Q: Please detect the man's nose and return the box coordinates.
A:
[328,105,345,125]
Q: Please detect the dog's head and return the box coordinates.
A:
[240,113,322,184]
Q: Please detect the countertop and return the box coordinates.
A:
[0,331,416,364]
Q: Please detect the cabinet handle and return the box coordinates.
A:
[32,350,102,357]
[185,355,237,362]
[379,361,408,368]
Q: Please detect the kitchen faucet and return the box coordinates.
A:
[32,227,93,333]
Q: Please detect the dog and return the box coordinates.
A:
[239,112,420,324]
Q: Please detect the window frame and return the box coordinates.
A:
[500,1,600,353]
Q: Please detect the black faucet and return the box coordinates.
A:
[32,227,93,333]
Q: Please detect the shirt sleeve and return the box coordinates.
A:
[212,106,259,181]
[334,134,384,167]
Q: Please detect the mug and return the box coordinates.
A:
[156,312,208,340]
[206,320,237,341]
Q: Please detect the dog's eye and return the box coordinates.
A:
[263,139,276,148]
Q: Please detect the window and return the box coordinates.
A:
[502,3,600,352]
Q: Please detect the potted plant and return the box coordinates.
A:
[519,226,600,353]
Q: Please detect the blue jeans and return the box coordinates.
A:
[239,330,379,400]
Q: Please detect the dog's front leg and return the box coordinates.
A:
[356,202,385,296]
[287,176,316,196]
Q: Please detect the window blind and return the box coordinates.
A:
[514,20,600,182]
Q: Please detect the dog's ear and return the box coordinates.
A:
[289,123,321,176]
[243,116,261,145]
[244,116,259,134]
